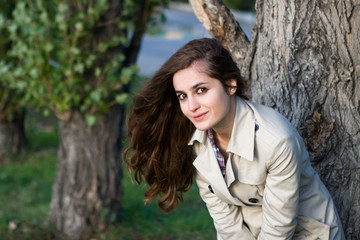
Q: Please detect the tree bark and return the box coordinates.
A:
[49,1,124,238]
[49,106,124,239]
[189,0,250,75]
[0,109,26,162]
[190,0,360,239]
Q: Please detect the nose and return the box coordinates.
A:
[188,96,200,112]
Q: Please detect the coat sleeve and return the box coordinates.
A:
[257,137,303,240]
[195,171,256,240]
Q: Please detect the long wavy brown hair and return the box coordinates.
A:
[123,38,248,212]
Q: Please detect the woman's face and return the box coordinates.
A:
[172,63,237,132]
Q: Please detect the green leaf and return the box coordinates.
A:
[55,13,64,24]
[75,22,83,32]
[120,67,135,85]
[16,81,28,90]
[58,3,68,13]
[85,114,96,126]
[98,42,108,52]
[74,62,84,74]
[0,62,9,75]
[40,12,48,22]
[44,42,53,52]
[0,15,5,28]
[29,68,39,78]
[43,108,50,117]
[95,67,101,77]
[71,47,80,56]
[84,84,91,92]
[85,54,96,67]
[90,90,101,102]
[8,23,17,34]
[64,69,72,77]
[115,93,129,104]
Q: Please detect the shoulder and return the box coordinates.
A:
[244,100,306,159]
[245,101,300,141]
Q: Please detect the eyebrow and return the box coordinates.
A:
[175,82,207,94]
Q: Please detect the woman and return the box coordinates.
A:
[124,38,345,239]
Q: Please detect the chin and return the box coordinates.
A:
[193,123,210,131]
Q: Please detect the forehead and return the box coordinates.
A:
[172,64,219,90]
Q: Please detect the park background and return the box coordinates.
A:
[0,0,256,239]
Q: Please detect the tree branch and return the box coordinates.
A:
[124,0,152,67]
[189,0,250,65]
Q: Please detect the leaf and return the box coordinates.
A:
[85,54,96,67]
[98,42,108,52]
[58,3,68,13]
[90,90,101,102]
[84,84,91,92]
[71,47,80,56]
[120,68,133,85]
[43,108,50,117]
[95,67,101,77]
[44,42,54,52]
[29,68,39,78]
[74,62,84,74]
[115,93,129,104]
[85,114,96,126]
[75,22,83,32]
[0,15,4,28]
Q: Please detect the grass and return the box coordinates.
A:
[0,113,216,240]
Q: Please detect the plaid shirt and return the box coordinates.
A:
[207,129,226,177]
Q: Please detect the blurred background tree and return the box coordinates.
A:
[0,1,27,162]
[0,0,167,239]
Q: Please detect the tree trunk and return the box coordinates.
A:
[49,106,124,239]
[47,0,161,238]
[0,109,26,162]
[190,0,360,239]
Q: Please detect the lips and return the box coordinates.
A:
[193,112,208,121]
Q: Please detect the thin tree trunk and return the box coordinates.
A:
[190,0,360,238]
[0,109,26,162]
[49,106,124,239]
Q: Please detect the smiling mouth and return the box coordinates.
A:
[193,112,207,121]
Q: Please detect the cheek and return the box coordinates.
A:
[210,94,230,113]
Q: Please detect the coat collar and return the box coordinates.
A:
[188,97,256,162]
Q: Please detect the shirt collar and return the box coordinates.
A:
[188,96,256,162]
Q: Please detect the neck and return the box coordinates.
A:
[212,96,237,146]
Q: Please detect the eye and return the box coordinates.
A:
[177,93,186,101]
[197,87,207,94]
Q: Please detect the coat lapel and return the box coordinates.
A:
[226,97,256,162]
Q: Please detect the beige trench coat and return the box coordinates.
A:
[189,97,345,240]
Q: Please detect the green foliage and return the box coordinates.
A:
[0,0,149,125]
[0,1,26,122]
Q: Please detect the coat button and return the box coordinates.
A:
[248,198,259,203]
[208,185,214,194]
[255,124,259,132]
